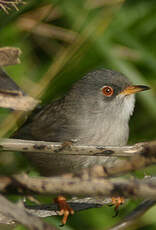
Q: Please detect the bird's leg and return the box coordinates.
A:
[54,196,74,226]
[54,140,77,225]
[109,197,124,217]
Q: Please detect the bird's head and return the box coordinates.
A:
[69,69,150,121]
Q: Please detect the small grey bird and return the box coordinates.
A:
[14,69,149,176]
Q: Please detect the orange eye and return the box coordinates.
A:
[102,86,114,97]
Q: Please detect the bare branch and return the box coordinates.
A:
[17,17,77,43]
[108,199,156,230]
[0,93,39,111]
[12,174,156,198]
[0,69,39,111]
[0,138,144,157]
[0,194,59,230]
[0,138,156,176]
[1,174,156,199]
[0,47,21,66]
[26,197,111,217]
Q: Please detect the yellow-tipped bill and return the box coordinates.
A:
[120,85,150,95]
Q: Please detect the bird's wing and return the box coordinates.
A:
[13,97,72,142]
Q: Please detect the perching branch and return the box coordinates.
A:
[0,197,110,224]
[0,174,156,226]
[0,138,156,177]
[0,138,144,157]
[26,197,111,217]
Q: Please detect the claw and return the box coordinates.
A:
[55,196,74,225]
[110,197,124,217]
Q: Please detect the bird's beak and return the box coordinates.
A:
[120,85,150,95]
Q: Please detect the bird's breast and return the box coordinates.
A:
[75,114,129,146]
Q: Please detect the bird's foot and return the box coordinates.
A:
[55,196,74,226]
[109,197,124,217]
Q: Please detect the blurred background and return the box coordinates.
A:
[0,0,156,229]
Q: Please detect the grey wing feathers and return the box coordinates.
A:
[13,98,69,142]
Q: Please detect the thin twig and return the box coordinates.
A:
[0,0,25,14]
[0,194,58,230]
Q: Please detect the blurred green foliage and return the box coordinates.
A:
[0,0,156,229]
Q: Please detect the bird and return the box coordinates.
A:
[13,68,150,224]
[14,68,149,175]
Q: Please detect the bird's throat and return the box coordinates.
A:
[74,94,135,146]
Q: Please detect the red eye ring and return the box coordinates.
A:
[102,86,114,97]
